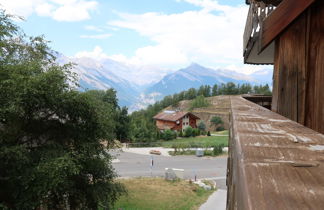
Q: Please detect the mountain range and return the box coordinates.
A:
[57,55,273,111]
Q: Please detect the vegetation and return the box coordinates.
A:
[197,121,206,131]
[210,116,224,131]
[0,10,125,209]
[184,126,193,137]
[162,135,228,148]
[161,129,177,140]
[189,95,210,110]
[114,178,214,210]
[129,82,271,143]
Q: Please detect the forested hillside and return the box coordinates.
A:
[129,83,272,142]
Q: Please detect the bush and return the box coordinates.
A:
[216,126,225,131]
[197,121,206,131]
[178,130,183,137]
[213,144,224,156]
[207,131,211,136]
[162,129,175,140]
[192,128,200,137]
[210,116,224,131]
[184,126,193,137]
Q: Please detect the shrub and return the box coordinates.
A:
[178,130,183,137]
[184,126,193,137]
[216,126,225,131]
[162,129,175,140]
[197,121,206,131]
[213,144,224,156]
[192,128,200,137]
[207,131,211,136]
[210,116,224,131]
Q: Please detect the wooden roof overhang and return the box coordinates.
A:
[227,96,324,209]
[243,0,316,64]
[260,0,316,51]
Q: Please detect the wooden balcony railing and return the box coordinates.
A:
[243,0,276,62]
[226,96,324,210]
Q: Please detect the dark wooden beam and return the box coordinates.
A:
[260,0,315,51]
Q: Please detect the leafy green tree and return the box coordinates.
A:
[189,95,210,110]
[185,88,197,100]
[116,106,130,142]
[0,11,124,209]
[212,84,219,96]
[192,128,200,137]
[161,129,175,140]
[210,116,224,131]
[197,121,206,131]
[178,130,183,137]
[184,126,193,137]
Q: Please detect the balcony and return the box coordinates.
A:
[226,96,324,209]
[243,0,278,64]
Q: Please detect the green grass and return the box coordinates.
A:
[160,135,228,148]
[114,178,214,210]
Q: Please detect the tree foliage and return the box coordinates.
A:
[210,116,224,131]
[189,95,210,110]
[161,129,176,141]
[197,121,206,131]
[0,10,125,209]
[129,82,271,143]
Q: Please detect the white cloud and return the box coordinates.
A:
[106,0,255,73]
[176,0,232,12]
[74,46,110,60]
[84,25,103,32]
[80,33,112,39]
[0,0,98,21]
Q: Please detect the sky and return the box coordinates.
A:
[0,0,269,74]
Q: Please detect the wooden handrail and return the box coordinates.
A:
[227,96,324,209]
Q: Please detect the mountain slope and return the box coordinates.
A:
[144,63,256,97]
[57,55,140,107]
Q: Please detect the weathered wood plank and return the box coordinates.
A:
[261,0,315,51]
[272,13,306,122]
[227,96,324,210]
[305,1,324,134]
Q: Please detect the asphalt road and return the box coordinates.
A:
[111,151,228,189]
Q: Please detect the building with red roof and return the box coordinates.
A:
[153,111,200,132]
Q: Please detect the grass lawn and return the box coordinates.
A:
[114,178,214,210]
[160,135,228,148]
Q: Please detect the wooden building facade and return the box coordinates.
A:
[153,111,200,132]
[226,0,324,209]
[244,0,324,134]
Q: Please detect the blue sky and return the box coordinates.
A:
[0,0,266,74]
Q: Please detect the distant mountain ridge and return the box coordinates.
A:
[144,63,258,97]
[57,55,273,111]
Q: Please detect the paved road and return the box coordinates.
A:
[111,150,227,189]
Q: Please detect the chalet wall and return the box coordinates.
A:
[156,120,177,130]
[272,1,324,134]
